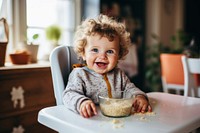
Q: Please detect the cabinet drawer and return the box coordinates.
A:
[0,67,56,118]
[0,110,56,133]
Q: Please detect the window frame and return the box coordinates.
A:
[10,0,81,56]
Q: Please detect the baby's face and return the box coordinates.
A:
[82,35,119,74]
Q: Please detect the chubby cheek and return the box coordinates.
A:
[85,55,95,66]
[110,58,118,69]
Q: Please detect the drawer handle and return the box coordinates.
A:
[10,86,25,109]
[12,125,25,133]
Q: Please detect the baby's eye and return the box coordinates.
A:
[91,48,98,53]
[107,50,114,54]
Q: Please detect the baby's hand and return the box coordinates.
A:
[133,95,152,113]
[80,100,97,118]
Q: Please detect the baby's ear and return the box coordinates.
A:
[81,54,86,60]
[82,55,86,61]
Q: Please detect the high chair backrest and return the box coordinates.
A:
[49,46,80,105]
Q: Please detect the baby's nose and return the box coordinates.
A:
[98,52,107,59]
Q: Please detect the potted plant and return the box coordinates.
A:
[45,25,62,47]
[24,33,40,63]
[28,33,39,44]
[183,37,200,58]
[41,25,62,60]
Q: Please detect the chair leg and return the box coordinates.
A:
[176,90,181,95]
[184,85,190,97]
[163,88,168,93]
[162,77,169,93]
[193,87,198,97]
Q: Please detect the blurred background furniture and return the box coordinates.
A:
[182,56,200,97]
[0,63,55,133]
[160,54,185,95]
[49,46,81,105]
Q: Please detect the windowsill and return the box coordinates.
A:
[0,61,50,70]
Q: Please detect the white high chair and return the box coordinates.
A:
[47,45,81,105]
[182,56,200,97]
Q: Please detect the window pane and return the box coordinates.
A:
[27,28,45,44]
[26,0,75,29]
[27,0,57,27]
[26,0,76,59]
[62,31,74,45]
[57,0,75,29]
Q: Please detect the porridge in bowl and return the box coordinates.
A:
[98,91,134,117]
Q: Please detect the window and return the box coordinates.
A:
[26,0,77,59]
[1,0,80,61]
[26,0,76,45]
[1,0,100,62]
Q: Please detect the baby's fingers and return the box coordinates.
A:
[147,105,152,112]
[85,104,93,117]
[80,106,89,118]
[133,99,138,109]
[141,104,147,113]
[90,102,97,115]
[137,103,143,112]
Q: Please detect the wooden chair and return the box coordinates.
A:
[181,56,200,97]
[160,54,185,95]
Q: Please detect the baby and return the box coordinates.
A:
[63,14,152,118]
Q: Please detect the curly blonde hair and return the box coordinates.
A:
[73,14,131,60]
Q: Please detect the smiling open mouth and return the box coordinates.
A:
[96,62,108,68]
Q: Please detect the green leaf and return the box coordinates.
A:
[32,34,39,40]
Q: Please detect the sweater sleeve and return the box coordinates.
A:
[121,70,148,98]
[62,69,90,113]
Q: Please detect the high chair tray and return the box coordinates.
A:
[38,92,200,133]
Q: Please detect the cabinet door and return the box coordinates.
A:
[0,67,56,118]
[0,110,56,133]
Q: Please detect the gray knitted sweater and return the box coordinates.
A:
[63,67,147,113]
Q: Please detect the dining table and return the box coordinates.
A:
[38,92,200,133]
